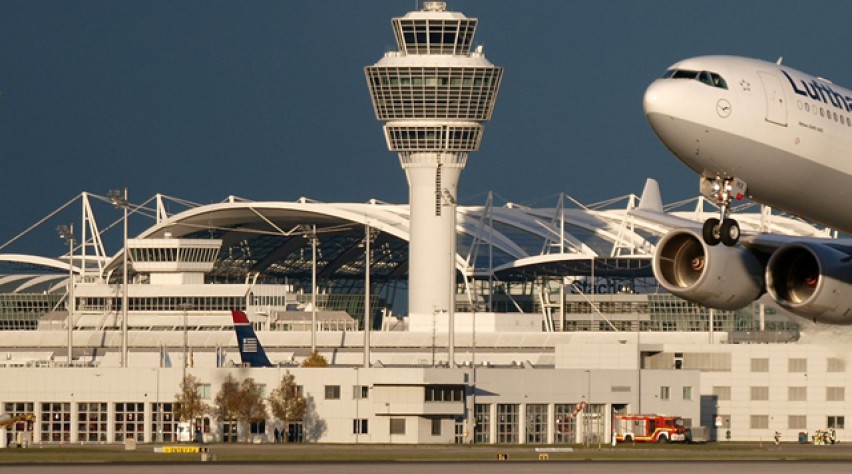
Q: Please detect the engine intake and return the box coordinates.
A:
[766,243,852,324]
[653,229,763,309]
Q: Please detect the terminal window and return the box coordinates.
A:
[750,358,769,372]
[788,358,808,373]
[750,415,769,430]
[788,415,807,430]
[353,385,369,400]
[827,387,845,402]
[788,386,807,401]
[750,386,769,401]
[325,385,341,400]
[390,418,406,435]
[713,386,731,401]
[431,418,441,436]
[353,419,368,434]
[828,358,846,372]
[828,416,845,429]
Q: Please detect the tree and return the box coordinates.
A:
[268,371,307,442]
[214,374,242,440]
[215,375,268,442]
[238,377,267,438]
[174,374,210,423]
[302,351,329,367]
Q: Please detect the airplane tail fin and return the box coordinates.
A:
[231,310,273,367]
[636,178,664,213]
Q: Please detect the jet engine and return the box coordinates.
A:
[766,243,852,324]
[653,228,763,309]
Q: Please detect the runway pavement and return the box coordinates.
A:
[3,461,852,474]
[4,442,852,473]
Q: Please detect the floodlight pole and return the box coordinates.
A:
[311,225,317,354]
[109,188,130,368]
[57,224,75,365]
[364,223,371,369]
[121,189,129,368]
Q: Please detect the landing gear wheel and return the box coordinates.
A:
[720,218,740,246]
[702,218,721,246]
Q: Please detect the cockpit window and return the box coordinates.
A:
[663,69,728,90]
[672,69,699,79]
[711,73,728,89]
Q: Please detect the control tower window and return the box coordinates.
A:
[394,19,476,55]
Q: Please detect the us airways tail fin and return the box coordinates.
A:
[231,310,273,367]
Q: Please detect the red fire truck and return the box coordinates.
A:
[613,414,687,443]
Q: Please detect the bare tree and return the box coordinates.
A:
[268,371,307,441]
[174,374,210,423]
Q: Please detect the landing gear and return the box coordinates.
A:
[719,218,740,246]
[699,176,746,247]
[702,218,721,245]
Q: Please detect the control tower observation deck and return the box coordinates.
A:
[365,2,502,330]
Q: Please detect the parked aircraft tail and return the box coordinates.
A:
[231,310,273,367]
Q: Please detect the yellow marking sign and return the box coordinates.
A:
[159,446,208,454]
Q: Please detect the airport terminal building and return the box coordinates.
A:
[1,1,850,447]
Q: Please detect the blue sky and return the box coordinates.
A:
[2,0,851,255]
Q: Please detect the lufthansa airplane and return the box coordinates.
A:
[641,55,852,324]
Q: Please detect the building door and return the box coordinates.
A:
[454,417,465,444]
[222,421,238,443]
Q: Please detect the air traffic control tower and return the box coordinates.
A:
[365,2,503,331]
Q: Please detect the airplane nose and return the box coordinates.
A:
[643,80,667,117]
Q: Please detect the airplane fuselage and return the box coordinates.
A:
[644,55,852,233]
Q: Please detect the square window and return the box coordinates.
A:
[325,385,341,400]
[828,416,845,429]
[390,418,406,435]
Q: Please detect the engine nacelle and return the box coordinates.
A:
[766,243,852,324]
[653,229,764,309]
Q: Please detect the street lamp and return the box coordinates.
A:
[108,188,129,368]
[57,224,74,365]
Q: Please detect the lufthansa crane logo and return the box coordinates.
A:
[716,99,732,118]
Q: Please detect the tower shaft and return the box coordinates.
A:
[404,151,464,330]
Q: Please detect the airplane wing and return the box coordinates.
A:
[647,216,852,324]
[634,178,852,324]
